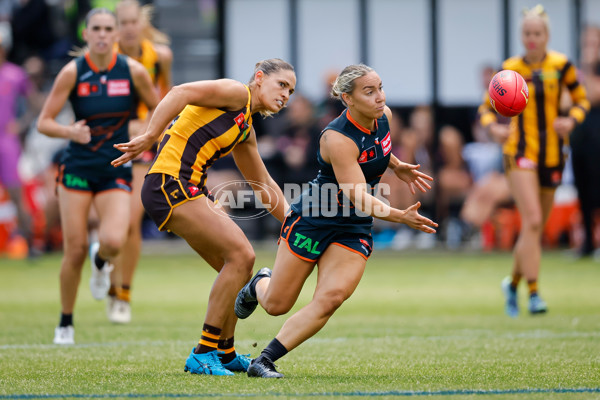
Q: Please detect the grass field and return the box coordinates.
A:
[1,243,599,399]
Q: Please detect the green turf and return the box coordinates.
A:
[0,246,599,399]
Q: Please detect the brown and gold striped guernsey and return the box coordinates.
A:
[479,51,590,169]
[148,85,252,187]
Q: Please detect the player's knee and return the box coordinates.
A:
[61,240,87,268]
[99,238,122,259]
[228,244,255,274]
[522,215,543,233]
[318,291,347,317]
[262,298,293,316]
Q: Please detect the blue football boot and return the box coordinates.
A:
[528,293,548,315]
[501,276,519,318]
[184,348,234,376]
[222,353,252,372]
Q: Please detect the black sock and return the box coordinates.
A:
[261,338,288,363]
[94,252,106,270]
[59,313,73,327]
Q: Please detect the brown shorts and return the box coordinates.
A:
[141,173,213,231]
[503,154,563,189]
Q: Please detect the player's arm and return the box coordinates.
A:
[155,44,173,98]
[232,127,289,223]
[478,90,498,127]
[477,66,511,143]
[113,79,247,167]
[553,62,590,138]
[128,57,160,128]
[323,130,437,233]
[141,78,246,140]
[383,107,433,194]
[37,61,91,144]
[565,62,590,122]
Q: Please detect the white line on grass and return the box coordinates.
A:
[1,330,599,350]
[1,387,600,398]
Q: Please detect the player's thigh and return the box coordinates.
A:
[93,189,132,244]
[507,169,542,226]
[130,163,149,223]
[314,244,367,303]
[57,186,93,251]
[166,196,254,271]
[264,242,316,308]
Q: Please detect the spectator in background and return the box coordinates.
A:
[478,5,589,317]
[435,125,472,249]
[376,108,437,250]
[276,93,320,185]
[315,69,345,130]
[0,22,37,256]
[408,105,435,194]
[460,65,512,248]
[18,55,70,254]
[375,108,409,248]
[398,105,436,249]
[8,0,57,64]
[571,25,600,259]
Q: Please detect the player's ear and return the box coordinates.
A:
[342,92,352,106]
[255,70,264,86]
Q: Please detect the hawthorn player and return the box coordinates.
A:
[478,4,589,317]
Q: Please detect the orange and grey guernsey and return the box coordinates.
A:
[148,85,252,187]
[479,51,590,168]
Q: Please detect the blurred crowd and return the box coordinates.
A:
[1,1,600,259]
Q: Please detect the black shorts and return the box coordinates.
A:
[278,210,373,262]
[57,164,132,194]
[503,154,563,189]
[141,173,213,231]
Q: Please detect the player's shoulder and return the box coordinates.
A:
[546,50,571,67]
[218,78,249,97]
[154,43,173,63]
[502,56,524,70]
[58,59,78,79]
[126,55,148,76]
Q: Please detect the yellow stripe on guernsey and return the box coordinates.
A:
[149,86,252,186]
[479,50,590,168]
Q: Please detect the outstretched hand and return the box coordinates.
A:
[393,162,433,195]
[401,201,438,233]
[111,134,154,167]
